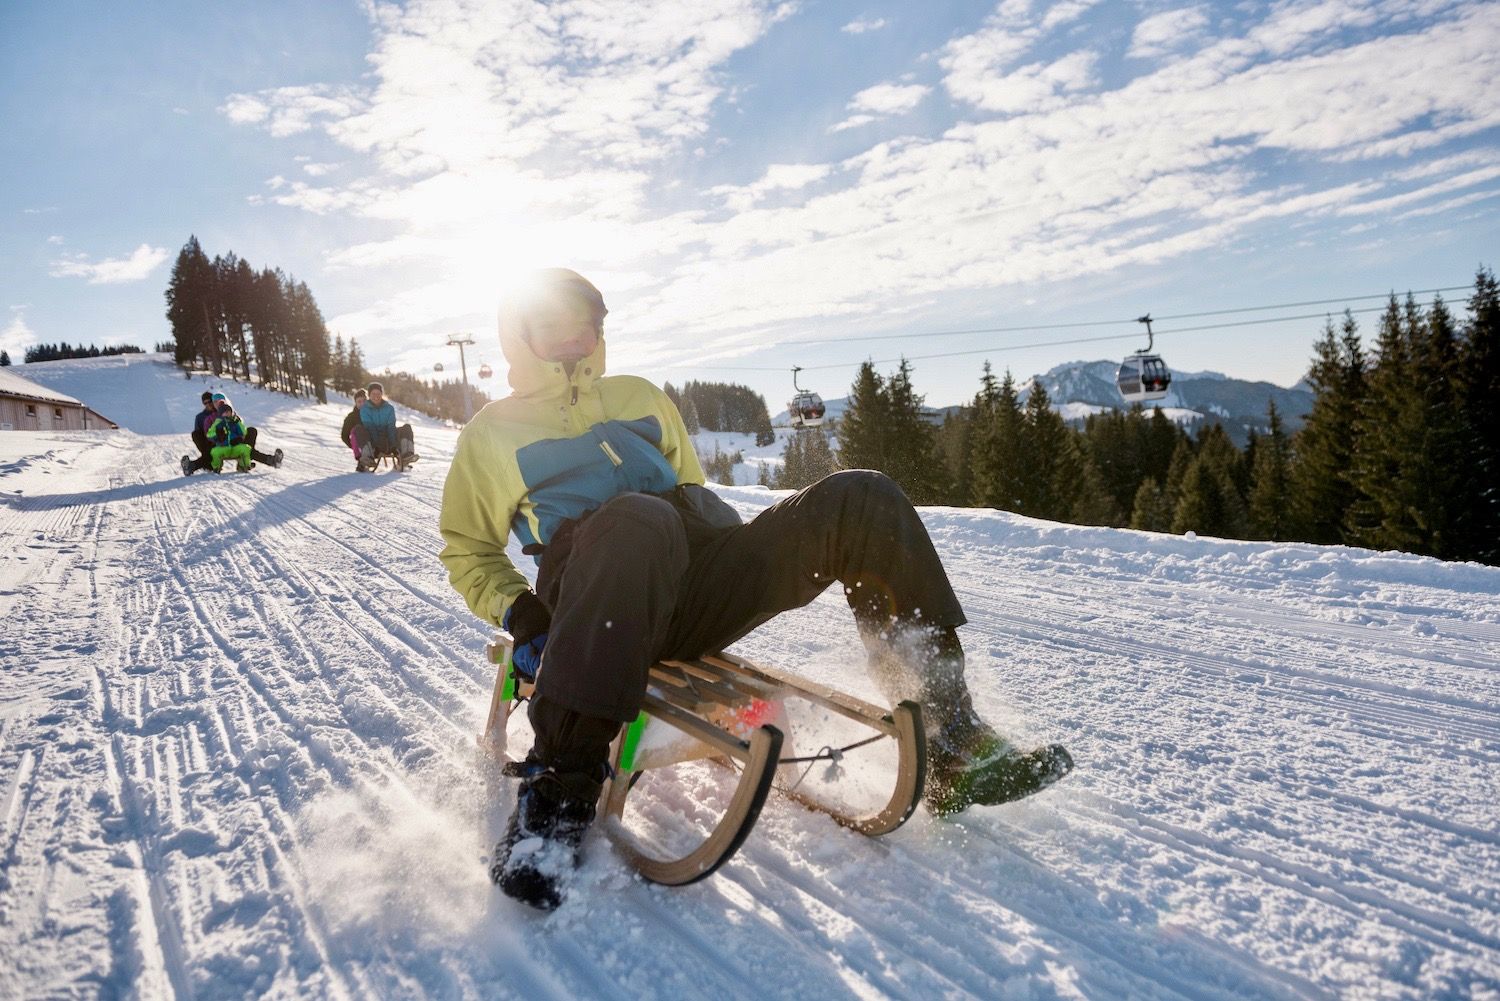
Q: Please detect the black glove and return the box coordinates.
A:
[503,591,552,680]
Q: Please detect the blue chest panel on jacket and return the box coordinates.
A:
[512,416,677,553]
[212,419,244,445]
[361,401,396,428]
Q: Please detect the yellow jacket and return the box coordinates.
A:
[438,317,704,627]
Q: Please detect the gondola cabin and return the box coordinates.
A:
[478,363,494,379]
[1116,352,1171,404]
[788,390,826,429]
[1117,314,1171,404]
[434,362,445,373]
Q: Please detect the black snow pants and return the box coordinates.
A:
[189,429,213,472]
[525,469,967,773]
[353,423,414,457]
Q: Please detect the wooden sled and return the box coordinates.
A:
[479,636,926,887]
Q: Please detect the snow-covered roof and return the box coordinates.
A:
[0,366,83,405]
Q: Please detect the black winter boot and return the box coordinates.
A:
[490,764,602,911]
[864,623,1074,816]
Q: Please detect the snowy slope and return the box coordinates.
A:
[2,359,1499,1000]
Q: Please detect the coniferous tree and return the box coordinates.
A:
[1170,423,1247,538]
[0,351,10,366]
[1172,452,1247,537]
[1163,435,1195,514]
[1070,444,1123,526]
[1129,477,1173,532]
[882,358,947,504]
[1457,267,1500,562]
[1248,401,1293,541]
[1017,381,1076,520]
[165,235,215,369]
[777,428,838,490]
[681,395,701,435]
[936,408,973,505]
[289,279,331,402]
[1347,296,1433,553]
[1290,312,1366,544]
[838,362,888,471]
[949,362,1001,505]
[972,369,1025,511]
[754,411,775,447]
[347,338,367,390]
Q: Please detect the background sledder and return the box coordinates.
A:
[182,391,284,475]
[341,388,366,470]
[352,381,419,472]
[440,269,1074,912]
[205,397,254,473]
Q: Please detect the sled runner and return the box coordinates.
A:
[480,635,926,886]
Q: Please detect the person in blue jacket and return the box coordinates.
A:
[352,382,417,471]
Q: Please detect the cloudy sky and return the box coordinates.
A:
[3,0,1497,408]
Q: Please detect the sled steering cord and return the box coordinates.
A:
[780,733,888,793]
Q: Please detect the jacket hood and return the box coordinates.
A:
[498,298,607,399]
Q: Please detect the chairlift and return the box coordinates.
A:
[434,362,445,373]
[478,363,494,380]
[787,366,826,429]
[1116,314,1172,404]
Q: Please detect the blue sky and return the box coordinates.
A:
[3,0,1497,410]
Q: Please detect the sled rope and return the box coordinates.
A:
[780,733,888,792]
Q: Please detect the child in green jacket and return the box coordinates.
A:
[207,399,253,473]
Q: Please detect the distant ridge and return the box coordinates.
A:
[773,359,1313,444]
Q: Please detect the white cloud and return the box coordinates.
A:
[829,113,877,133]
[944,50,1098,114]
[46,235,64,245]
[302,161,342,176]
[1,307,38,359]
[218,0,1500,369]
[850,82,930,116]
[219,85,361,138]
[841,17,886,34]
[709,162,833,210]
[830,82,930,131]
[49,244,170,284]
[1128,7,1211,59]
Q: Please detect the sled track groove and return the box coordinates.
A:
[961,591,1500,749]
[138,489,423,997]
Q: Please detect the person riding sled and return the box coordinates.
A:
[183,391,283,474]
[341,388,367,469]
[206,398,254,473]
[352,382,418,471]
[439,269,1074,911]
[181,390,219,475]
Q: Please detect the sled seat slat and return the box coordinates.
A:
[648,662,745,708]
[638,692,753,763]
[702,653,899,736]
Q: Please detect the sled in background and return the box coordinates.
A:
[479,635,926,886]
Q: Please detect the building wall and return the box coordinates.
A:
[0,395,115,431]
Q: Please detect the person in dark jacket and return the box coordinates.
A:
[441,269,1073,911]
[181,391,219,475]
[341,389,366,469]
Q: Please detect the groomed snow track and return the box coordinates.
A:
[1,365,1498,999]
